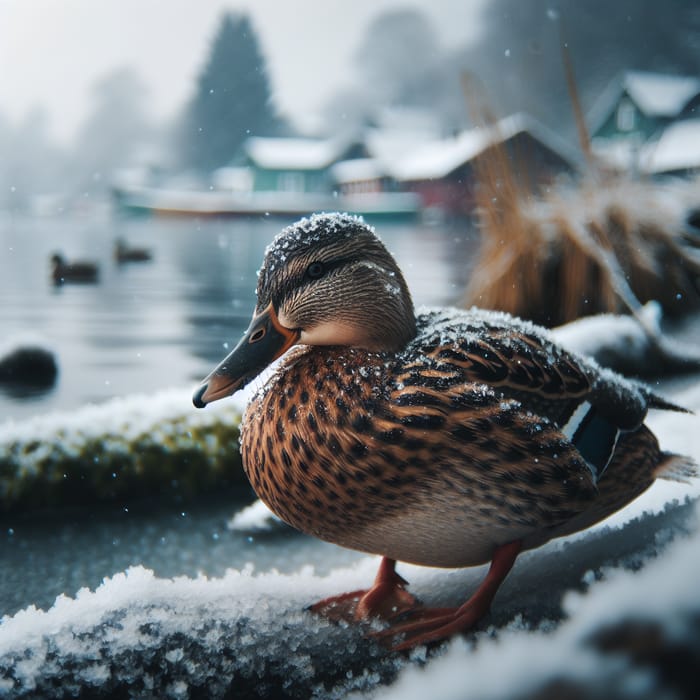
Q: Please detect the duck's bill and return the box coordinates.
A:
[193,303,299,408]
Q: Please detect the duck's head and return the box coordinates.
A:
[193,213,416,407]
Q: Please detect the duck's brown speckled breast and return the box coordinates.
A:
[241,345,410,538]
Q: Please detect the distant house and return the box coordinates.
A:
[390,114,577,218]
[589,71,700,170]
[207,113,574,220]
[241,137,367,194]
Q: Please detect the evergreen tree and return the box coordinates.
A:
[179,12,281,173]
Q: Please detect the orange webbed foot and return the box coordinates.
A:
[308,557,420,624]
[373,541,523,651]
[371,600,489,651]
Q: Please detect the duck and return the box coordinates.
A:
[114,238,152,263]
[50,253,99,285]
[193,212,696,650]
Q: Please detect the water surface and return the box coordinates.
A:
[0,212,476,421]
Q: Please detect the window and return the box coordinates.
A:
[617,98,636,132]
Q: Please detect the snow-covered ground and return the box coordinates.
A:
[0,380,698,698]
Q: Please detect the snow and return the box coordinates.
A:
[330,158,386,184]
[391,113,573,182]
[227,498,285,532]
[552,302,662,359]
[245,136,354,170]
[624,70,700,118]
[1,472,698,698]
[641,118,700,174]
[0,386,245,510]
[0,386,239,450]
[551,301,700,376]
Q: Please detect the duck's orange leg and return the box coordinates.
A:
[309,557,419,623]
[376,540,522,651]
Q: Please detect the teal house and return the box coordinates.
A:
[589,71,700,170]
[242,137,367,194]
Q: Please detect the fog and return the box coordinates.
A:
[1,0,698,212]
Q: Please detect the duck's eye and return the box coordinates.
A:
[249,327,266,343]
[306,262,325,279]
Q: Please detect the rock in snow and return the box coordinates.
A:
[0,387,698,699]
[552,301,700,377]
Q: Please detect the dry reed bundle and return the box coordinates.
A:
[463,163,700,327]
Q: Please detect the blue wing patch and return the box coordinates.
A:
[561,401,621,483]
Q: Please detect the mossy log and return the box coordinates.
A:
[0,390,244,514]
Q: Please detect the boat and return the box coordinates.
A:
[111,185,421,222]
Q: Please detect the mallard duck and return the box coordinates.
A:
[114,238,152,263]
[50,253,99,285]
[193,213,696,649]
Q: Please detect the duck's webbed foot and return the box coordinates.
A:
[308,557,419,623]
[373,540,522,651]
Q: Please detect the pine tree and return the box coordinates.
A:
[179,13,281,173]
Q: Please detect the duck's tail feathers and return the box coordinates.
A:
[641,387,693,415]
[655,452,699,483]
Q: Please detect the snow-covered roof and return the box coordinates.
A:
[624,70,700,117]
[244,137,354,170]
[329,157,385,183]
[640,118,700,174]
[391,113,574,182]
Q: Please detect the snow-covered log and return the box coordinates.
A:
[0,389,245,513]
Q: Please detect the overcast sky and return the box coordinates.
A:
[0,0,487,145]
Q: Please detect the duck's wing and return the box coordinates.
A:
[402,309,681,483]
[409,308,675,426]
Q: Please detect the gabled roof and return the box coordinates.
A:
[640,118,700,174]
[244,137,358,170]
[588,71,700,133]
[391,113,576,182]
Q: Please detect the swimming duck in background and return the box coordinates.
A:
[114,238,152,263]
[50,253,99,285]
[193,213,696,650]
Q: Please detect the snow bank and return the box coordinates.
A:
[0,388,245,512]
[0,498,696,699]
[227,497,286,533]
